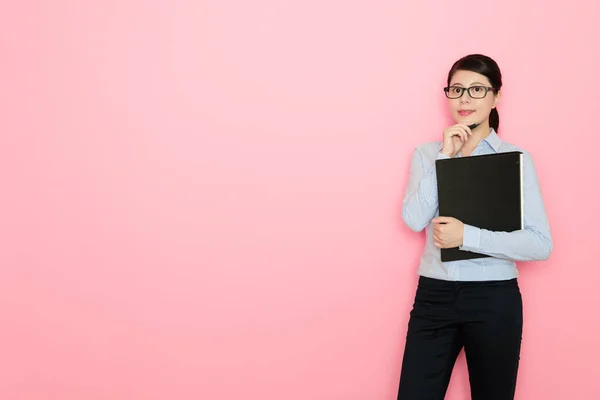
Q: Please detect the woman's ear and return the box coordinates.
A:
[493,90,502,109]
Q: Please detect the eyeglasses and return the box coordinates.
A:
[444,85,497,99]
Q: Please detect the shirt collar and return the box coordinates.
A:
[483,128,502,152]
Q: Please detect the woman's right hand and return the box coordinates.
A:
[441,124,473,157]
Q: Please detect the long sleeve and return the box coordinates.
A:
[459,151,553,261]
[401,147,449,232]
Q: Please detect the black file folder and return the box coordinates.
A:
[435,151,524,262]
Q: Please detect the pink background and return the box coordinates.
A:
[1,1,599,399]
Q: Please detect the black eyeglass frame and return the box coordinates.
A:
[443,85,498,99]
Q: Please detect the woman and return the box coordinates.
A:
[396,54,552,400]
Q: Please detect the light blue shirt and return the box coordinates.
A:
[401,128,552,281]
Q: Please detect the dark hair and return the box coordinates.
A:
[447,54,502,132]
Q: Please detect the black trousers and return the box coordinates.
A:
[397,276,523,400]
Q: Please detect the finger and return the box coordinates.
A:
[456,126,470,141]
[457,130,468,142]
[459,124,473,136]
[451,129,466,143]
[433,216,452,224]
[448,128,462,137]
[452,128,467,139]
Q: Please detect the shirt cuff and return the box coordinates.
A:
[460,224,481,250]
[437,152,450,159]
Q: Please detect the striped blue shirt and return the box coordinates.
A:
[402,128,552,281]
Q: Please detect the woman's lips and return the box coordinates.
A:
[459,110,474,116]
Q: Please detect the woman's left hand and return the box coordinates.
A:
[432,217,464,248]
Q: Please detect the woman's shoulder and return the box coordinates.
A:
[498,140,532,158]
[409,141,443,164]
[414,140,443,154]
[498,141,541,173]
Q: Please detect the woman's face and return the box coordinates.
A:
[447,69,500,128]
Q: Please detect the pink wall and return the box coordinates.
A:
[1,1,599,399]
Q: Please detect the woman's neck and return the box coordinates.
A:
[462,123,490,156]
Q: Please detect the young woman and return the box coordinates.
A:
[396,54,552,400]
